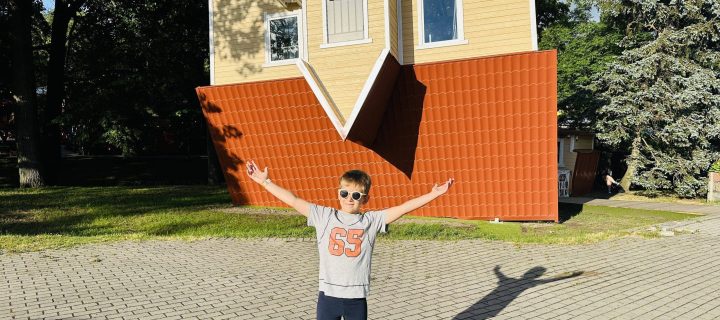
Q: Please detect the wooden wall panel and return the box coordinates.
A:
[307,0,386,119]
[401,0,534,65]
[388,0,399,58]
[212,0,302,84]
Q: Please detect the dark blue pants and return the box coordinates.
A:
[317,291,367,320]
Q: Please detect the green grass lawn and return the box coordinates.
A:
[0,186,698,253]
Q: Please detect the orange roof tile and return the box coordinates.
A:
[197,50,558,221]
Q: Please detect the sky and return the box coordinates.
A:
[42,0,54,11]
[590,6,601,22]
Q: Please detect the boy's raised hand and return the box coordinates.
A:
[431,178,455,195]
[385,178,455,224]
[245,160,269,184]
[245,159,311,217]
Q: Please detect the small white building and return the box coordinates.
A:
[558,129,597,197]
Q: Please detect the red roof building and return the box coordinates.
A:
[198,0,558,221]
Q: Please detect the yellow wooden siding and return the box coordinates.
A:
[401,0,534,64]
[212,0,302,85]
[306,0,386,119]
[388,0,399,59]
[212,0,535,84]
[212,0,388,119]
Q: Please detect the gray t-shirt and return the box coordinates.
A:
[308,204,387,298]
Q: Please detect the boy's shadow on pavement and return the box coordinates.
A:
[453,265,583,320]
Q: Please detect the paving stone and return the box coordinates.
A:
[1,208,720,319]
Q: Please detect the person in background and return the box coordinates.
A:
[605,169,620,194]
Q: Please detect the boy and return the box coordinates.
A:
[245,160,453,320]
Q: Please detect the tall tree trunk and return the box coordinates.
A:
[620,135,641,191]
[43,0,83,184]
[9,0,46,187]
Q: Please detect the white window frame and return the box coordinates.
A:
[264,10,304,67]
[558,138,565,166]
[321,0,372,48]
[416,0,468,50]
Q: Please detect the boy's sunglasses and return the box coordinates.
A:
[339,189,366,201]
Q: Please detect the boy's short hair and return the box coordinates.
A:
[340,170,371,194]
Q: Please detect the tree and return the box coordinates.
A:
[8,0,46,187]
[535,0,571,39]
[537,0,624,130]
[42,0,85,183]
[61,0,208,156]
[2,0,212,186]
[1,3,14,143]
[594,0,720,197]
[540,21,623,130]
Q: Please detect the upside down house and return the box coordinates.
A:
[196,0,559,221]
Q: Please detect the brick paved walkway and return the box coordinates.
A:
[2,216,720,319]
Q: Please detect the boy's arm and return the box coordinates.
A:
[384,178,454,224]
[246,160,311,217]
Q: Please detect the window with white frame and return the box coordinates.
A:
[265,12,302,64]
[419,0,464,45]
[324,0,368,45]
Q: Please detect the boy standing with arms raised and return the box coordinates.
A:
[246,160,453,320]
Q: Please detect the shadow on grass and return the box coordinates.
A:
[0,156,211,187]
[0,186,230,236]
[558,203,584,223]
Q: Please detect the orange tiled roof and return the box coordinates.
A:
[197,50,558,221]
